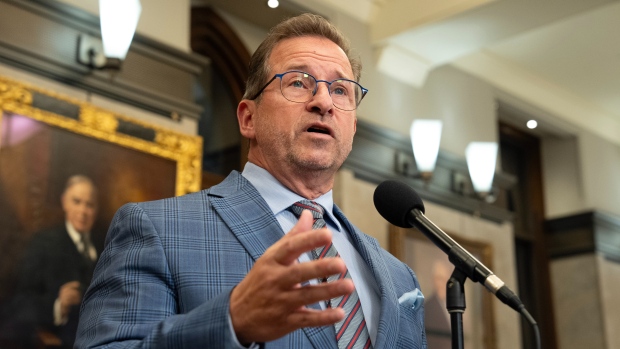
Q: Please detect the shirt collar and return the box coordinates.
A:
[241,162,342,231]
[65,221,89,245]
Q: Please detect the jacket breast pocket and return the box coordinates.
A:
[397,302,428,349]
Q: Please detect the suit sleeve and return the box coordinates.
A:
[75,203,243,349]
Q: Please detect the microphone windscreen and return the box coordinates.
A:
[373,180,425,228]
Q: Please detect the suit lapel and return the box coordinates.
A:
[209,172,284,262]
[334,206,399,349]
[209,172,338,349]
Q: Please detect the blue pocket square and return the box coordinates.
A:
[398,288,425,311]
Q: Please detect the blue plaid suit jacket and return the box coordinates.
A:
[76,171,427,348]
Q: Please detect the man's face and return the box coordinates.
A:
[432,260,452,301]
[61,182,97,234]
[243,36,357,176]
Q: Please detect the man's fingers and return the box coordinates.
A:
[61,281,81,291]
[282,257,347,286]
[285,278,354,308]
[272,229,332,266]
[59,281,82,298]
[286,306,346,329]
[230,209,353,343]
[235,306,346,343]
[287,210,314,237]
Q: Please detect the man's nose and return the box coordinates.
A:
[77,204,89,214]
[307,82,333,114]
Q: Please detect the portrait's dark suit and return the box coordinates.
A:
[9,226,96,348]
[424,293,450,349]
[76,171,427,348]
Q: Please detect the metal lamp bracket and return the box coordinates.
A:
[77,34,121,70]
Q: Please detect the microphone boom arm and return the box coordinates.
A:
[409,209,520,309]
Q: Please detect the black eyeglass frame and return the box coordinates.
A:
[248,70,368,111]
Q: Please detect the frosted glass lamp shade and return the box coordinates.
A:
[100,0,142,60]
[465,142,498,194]
[411,120,442,176]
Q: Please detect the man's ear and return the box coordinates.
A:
[237,99,256,139]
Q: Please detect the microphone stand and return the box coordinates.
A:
[445,245,479,349]
[446,268,467,349]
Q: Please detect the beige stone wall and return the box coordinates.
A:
[334,168,521,349]
[334,170,389,247]
[599,255,620,349]
[550,255,606,349]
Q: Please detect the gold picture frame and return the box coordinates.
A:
[390,225,497,349]
[0,75,202,196]
[0,75,202,322]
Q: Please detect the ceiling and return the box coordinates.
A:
[196,0,620,144]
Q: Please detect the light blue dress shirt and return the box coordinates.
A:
[242,162,381,345]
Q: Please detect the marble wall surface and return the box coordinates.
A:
[599,256,620,348]
[551,254,620,349]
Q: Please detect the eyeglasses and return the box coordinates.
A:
[249,70,368,111]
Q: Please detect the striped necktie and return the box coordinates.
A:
[290,200,373,349]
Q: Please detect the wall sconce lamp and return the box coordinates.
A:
[395,119,443,182]
[465,142,498,201]
[411,119,443,181]
[77,0,142,70]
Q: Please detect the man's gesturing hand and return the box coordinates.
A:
[230,209,354,344]
[58,281,82,318]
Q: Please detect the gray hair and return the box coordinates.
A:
[63,174,98,199]
[243,13,362,100]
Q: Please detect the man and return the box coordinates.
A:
[76,14,427,348]
[10,175,98,348]
[424,259,453,349]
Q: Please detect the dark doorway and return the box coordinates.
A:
[499,121,558,349]
[191,6,251,188]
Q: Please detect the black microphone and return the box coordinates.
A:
[373,180,524,313]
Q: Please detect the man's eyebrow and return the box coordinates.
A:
[285,65,350,80]
[286,64,309,72]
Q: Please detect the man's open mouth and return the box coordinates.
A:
[307,126,330,135]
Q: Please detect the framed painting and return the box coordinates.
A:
[390,225,497,349]
[0,75,202,329]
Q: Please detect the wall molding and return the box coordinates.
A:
[545,211,620,263]
[344,120,516,223]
